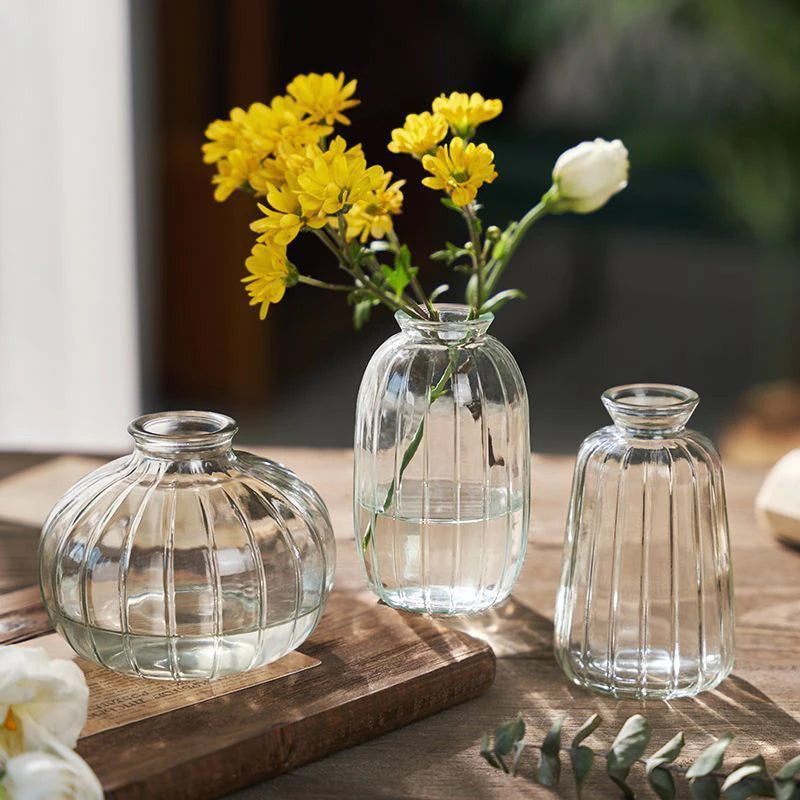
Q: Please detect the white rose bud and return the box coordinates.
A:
[547,138,629,214]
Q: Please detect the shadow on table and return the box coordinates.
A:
[450,596,800,767]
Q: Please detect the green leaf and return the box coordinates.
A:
[777,756,800,782]
[691,774,721,800]
[510,736,526,777]
[649,766,677,800]
[722,756,774,798]
[429,284,449,303]
[570,745,594,797]
[607,715,652,798]
[608,714,652,772]
[542,715,564,757]
[480,288,527,314]
[440,197,459,211]
[537,752,561,787]
[352,299,376,330]
[493,715,525,757]
[572,713,602,748]
[647,732,686,773]
[774,778,799,800]
[479,733,506,773]
[536,716,564,787]
[687,734,734,779]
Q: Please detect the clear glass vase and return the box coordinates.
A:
[554,384,735,699]
[39,411,336,681]
[354,304,530,616]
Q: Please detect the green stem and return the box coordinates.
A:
[462,205,485,314]
[388,230,436,319]
[297,275,352,292]
[361,344,462,551]
[484,199,548,297]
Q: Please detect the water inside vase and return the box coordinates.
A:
[51,602,321,681]
[358,480,526,615]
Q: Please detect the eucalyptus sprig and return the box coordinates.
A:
[480,714,800,800]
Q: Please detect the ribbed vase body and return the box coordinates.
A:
[354,305,530,616]
[554,385,734,698]
[39,412,336,681]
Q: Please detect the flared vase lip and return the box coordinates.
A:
[396,303,494,340]
[602,383,699,413]
[602,384,699,434]
[129,410,238,454]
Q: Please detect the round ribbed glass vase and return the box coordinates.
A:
[354,304,530,616]
[554,384,735,699]
[39,411,336,681]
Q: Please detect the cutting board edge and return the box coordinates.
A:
[102,643,496,800]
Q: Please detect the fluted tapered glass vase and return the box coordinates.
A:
[554,384,735,699]
[39,411,336,681]
[354,304,530,616]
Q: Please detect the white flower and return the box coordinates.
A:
[547,138,629,213]
[0,648,88,758]
[1,750,103,800]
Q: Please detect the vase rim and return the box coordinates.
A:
[602,384,699,434]
[129,410,238,454]
[395,303,493,339]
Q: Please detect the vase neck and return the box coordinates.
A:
[395,303,493,344]
[602,384,699,437]
[129,411,238,459]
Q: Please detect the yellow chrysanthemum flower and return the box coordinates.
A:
[431,92,502,136]
[212,148,259,202]
[421,137,498,207]
[345,172,405,243]
[286,72,360,126]
[204,96,333,200]
[250,173,329,246]
[296,139,385,217]
[241,243,294,319]
[387,112,448,158]
[202,119,239,164]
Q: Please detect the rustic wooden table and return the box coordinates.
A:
[1,450,798,799]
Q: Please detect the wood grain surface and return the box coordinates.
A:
[1,449,799,799]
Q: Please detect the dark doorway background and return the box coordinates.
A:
[131,0,800,454]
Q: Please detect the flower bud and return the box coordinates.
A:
[486,225,501,241]
[547,138,629,214]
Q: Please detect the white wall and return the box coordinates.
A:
[0,0,140,451]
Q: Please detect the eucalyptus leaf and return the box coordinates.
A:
[607,715,651,799]
[690,774,721,800]
[542,715,564,757]
[572,713,602,748]
[570,745,594,797]
[511,737,526,777]
[479,733,505,773]
[608,714,652,774]
[536,716,564,787]
[774,778,800,800]
[777,755,800,782]
[494,715,525,757]
[647,732,686,773]
[536,752,561,787]
[721,757,773,799]
[649,765,677,800]
[687,734,734,779]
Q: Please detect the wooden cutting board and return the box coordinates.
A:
[1,585,495,799]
